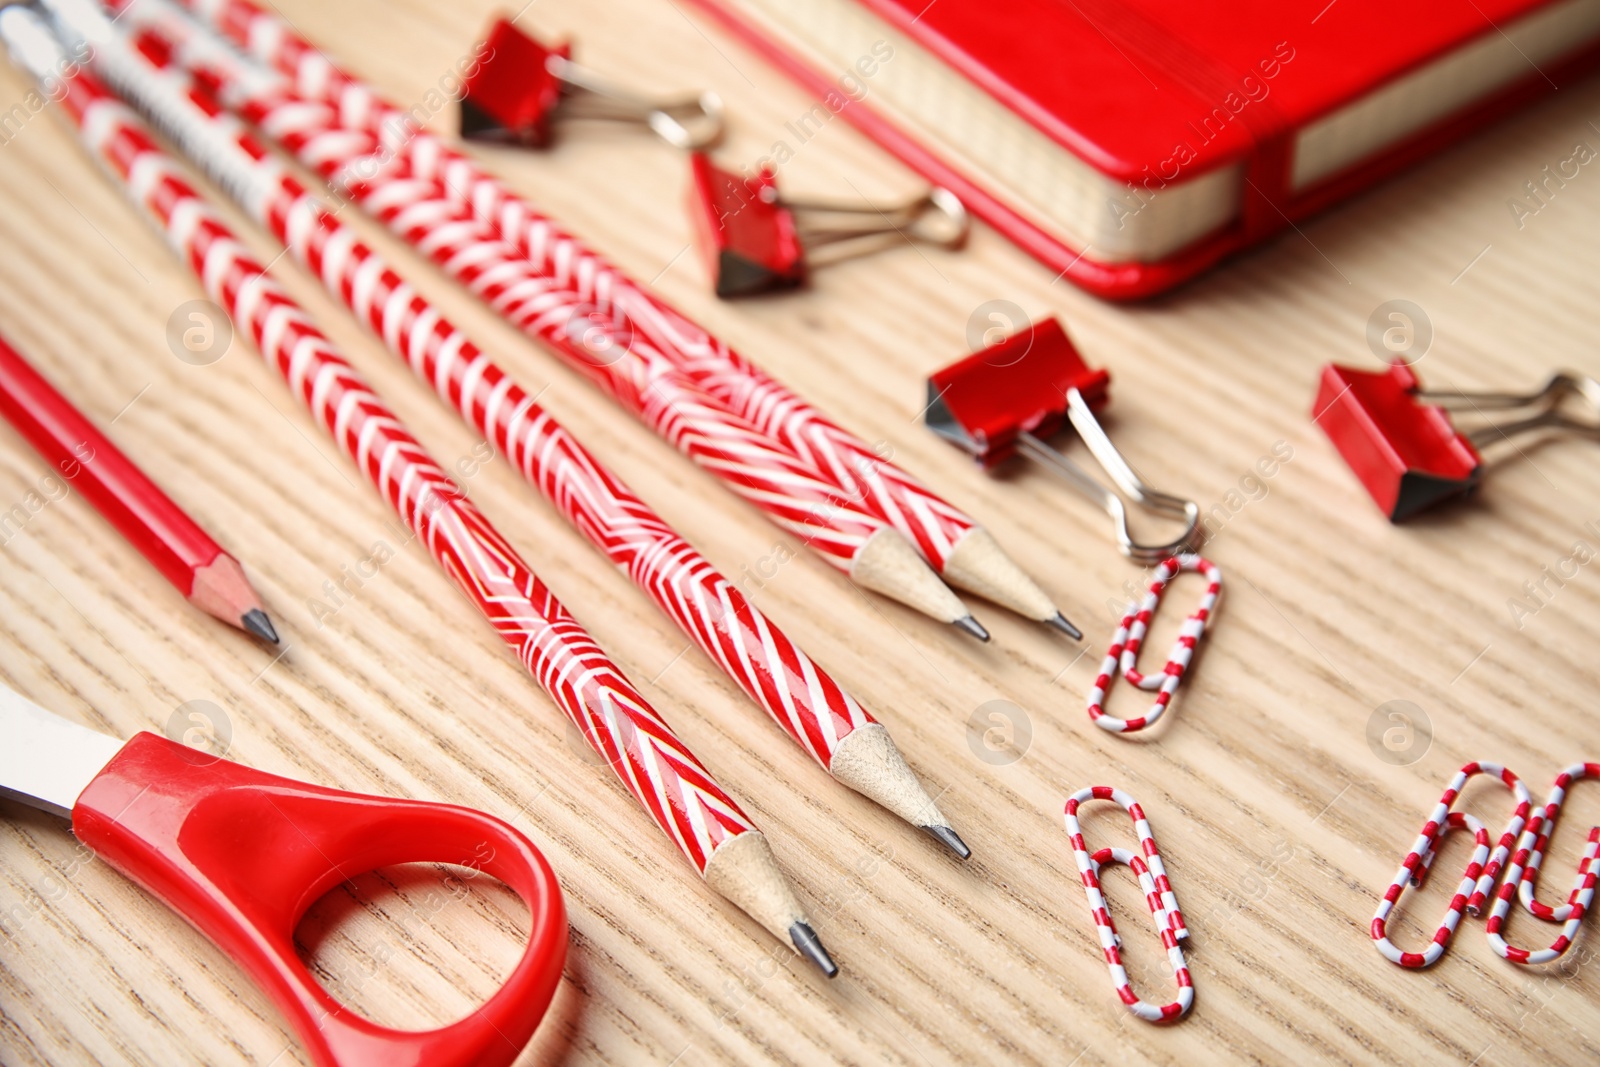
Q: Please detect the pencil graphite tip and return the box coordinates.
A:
[789,922,839,979]
[953,615,990,642]
[1046,611,1083,641]
[923,824,972,860]
[242,608,280,644]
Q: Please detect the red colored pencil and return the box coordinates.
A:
[0,328,277,643]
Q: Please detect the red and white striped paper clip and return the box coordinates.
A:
[1086,555,1221,735]
[1516,762,1600,922]
[1371,762,1532,968]
[1486,762,1598,965]
[1062,786,1193,1022]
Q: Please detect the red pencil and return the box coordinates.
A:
[0,328,278,643]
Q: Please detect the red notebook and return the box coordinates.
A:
[685,0,1600,298]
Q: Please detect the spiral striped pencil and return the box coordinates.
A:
[120,0,971,630]
[194,0,1055,625]
[361,167,978,630]
[153,0,1074,633]
[7,2,836,974]
[111,17,968,856]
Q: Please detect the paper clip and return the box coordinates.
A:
[1086,555,1221,735]
[1483,762,1599,965]
[1486,830,1597,966]
[687,152,968,297]
[926,317,1199,562]
[1517,762,1599,921]
[1313,361,1600,522]
[1371,761,1532,968]
[1062,786,1193,1022]
[460,17,724,149]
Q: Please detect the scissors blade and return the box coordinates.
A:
[0,682,126,819]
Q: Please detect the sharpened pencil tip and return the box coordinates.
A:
[1046,612,1083,641]
[242,608,280,644]
[953,615,990,642]
[789,922,838,978]
[923,824,972,860]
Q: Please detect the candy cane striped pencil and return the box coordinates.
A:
[161,0,1074,634]
[111,17,969,857]
[220,0,1061,630]
[358,164,981,632]
[0,327,277,643]
[7,2,836,974]
[136,11,983,639]
[118,5,973,636]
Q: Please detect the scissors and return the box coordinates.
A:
[0,680,567,1067]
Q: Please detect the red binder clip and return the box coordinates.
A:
[460,16,723,149]
[1312,362,1600,521]
[687,152,968,298]
[925,317,1199,562]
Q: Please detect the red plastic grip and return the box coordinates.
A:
[71,732,567,1067]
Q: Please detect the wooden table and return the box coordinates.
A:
[2,2,1598,1064]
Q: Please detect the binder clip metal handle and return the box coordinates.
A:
[1422,372,1600,447]
[784,187,969,266]
[460,18,724,150]
[1017,392,1201,562]
[688,153,967,297]
[545,55,724,150]
[925,317,1200,563]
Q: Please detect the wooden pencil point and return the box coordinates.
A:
[188,553,275,640]
[850,527,973,624]
[0,330,277,641]
[703,831,822,964]
[830,723,967,852]
[941,526,1063,624]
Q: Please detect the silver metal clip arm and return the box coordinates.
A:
[546,55,724,149]
[785,187,969,264]
[1420,372,1600,449]
[1018,389,1200,563]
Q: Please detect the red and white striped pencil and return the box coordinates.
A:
[113,19,969,856]
[360,171,981,631]
[0,326,277,642]
[147,0,1075,635]
[5,3,836,974]
[116,0,1001,639]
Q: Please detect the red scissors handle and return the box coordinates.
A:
[71,732,567,1067]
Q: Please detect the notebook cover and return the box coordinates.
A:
[685,0,1600,298]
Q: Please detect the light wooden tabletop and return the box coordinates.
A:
[3,2,1599,1064]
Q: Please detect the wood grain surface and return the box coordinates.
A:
[2,2,1599,1064]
